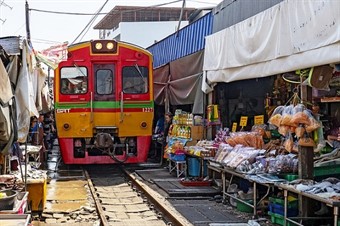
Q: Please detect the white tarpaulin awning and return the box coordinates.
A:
[203,0,340,92]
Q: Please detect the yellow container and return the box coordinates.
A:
[26,178,46,211]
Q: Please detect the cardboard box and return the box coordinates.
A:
[190,126,204,141]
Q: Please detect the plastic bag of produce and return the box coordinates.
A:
[291,111,311,125]
[295,125,305,138]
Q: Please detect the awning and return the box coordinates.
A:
[154,51,205,114]
[203,0,340,92]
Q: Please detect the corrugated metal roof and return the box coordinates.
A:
[212,0,283,33]
[147,12,213,68]
[94,6,195,30]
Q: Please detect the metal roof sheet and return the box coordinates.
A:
[147,12,212,68]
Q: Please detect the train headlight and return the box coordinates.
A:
[91,40,117,53]
[95,43,103,50]
[106,42,114,50]
[140,121,147,128]
[63,123,71,130]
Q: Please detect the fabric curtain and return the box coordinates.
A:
[203,0,340,90]
[153,51,205,114]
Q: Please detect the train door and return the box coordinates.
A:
[93,64,117,126]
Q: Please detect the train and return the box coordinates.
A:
[53,40,154,164]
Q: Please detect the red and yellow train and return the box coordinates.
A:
[54,40,154,164]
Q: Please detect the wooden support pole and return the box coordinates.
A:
[298,82,314,218]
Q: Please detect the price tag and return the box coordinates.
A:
[239,116,248,127]
[254,115,264,125]
[232,122,237,132]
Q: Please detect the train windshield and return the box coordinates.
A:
[122,65,148,94]
[60,66,88,94]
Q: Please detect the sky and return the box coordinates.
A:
[0,0,221,51]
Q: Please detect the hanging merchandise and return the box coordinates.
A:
[307,65,334,90]
[298,132,316,147]
[207,105,220,123]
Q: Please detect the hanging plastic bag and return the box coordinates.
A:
[295,125,305,138]
[298,132,316,147]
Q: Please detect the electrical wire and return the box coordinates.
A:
[187,0,219,5]
[29,0,182,16]
[71,0,108,44]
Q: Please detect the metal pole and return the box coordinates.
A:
[176,0,186,36]
[25,1,31,44]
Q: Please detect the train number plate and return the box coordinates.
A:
[142,108,153,112]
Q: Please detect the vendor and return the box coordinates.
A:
[327,127,340,149]
[163,112,173,145]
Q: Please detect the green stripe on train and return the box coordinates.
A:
[55,101,154,109]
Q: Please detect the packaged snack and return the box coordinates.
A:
[295,126,305,138]
[268,114,282,127]
[291,111,311,125]
[278,125,290,136]
[305,118,321,133]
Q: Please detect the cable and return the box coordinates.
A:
[29,0,182,16]
[187,0,219,5]
[31,38,62,44]
[71,0,109,44]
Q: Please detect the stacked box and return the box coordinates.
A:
[268,196,298,219]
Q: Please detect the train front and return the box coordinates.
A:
[54,40,154,164]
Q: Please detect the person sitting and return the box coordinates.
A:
[327,128,340,149]
[154,114,165,135]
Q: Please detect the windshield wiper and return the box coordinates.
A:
[73,62,87,77]
[134,64,146,84]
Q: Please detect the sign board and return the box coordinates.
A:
[232,122,237,132]
[239,116,248,127]
[254,115,264,125]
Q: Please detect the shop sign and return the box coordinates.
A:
[232,122,237,132]
[254,115,264,125]
[239,116,248,127]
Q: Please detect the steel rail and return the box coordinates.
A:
[123,168,193,226]
[84,170,109,226]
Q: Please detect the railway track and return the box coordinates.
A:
[38,148,191,226]
[85,165,193,226]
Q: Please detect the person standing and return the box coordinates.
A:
[163,112,173,145]
[36,114,46,168]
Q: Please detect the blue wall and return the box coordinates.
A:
[147,12,213,68]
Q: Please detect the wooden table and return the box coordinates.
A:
[278,183,340,226]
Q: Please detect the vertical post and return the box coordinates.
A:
[25,1,31,44]
[298,80,314,218]
[176,0,186,36]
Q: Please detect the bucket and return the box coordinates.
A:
[188,157,200,177]
[0,189,18,210]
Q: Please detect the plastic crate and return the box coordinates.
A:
[314,163,340,177]
[268,211,297,226]
[279,174,299,182]
[268,203,298,217]
[169,153,186,161]
[269,196,298,208]
[236,199,253,213]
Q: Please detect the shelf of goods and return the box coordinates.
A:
[170,124,204,144]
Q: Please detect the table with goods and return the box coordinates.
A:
[204,103,339,225]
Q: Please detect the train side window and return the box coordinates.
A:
[96,69,113,95]
[122,65,148,94]
[60,67,88,94]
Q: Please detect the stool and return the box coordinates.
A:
[169,159,187,178]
